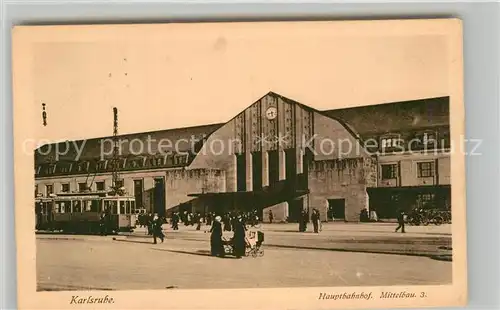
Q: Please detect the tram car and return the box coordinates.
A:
[35,196,55,231]
[35,191,137,234]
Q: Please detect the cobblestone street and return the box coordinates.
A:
[37,223,452,291]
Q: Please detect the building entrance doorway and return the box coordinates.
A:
[328,199,345,221]
[288,197,304,223]
[153,177,165,217]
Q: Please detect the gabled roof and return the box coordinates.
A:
[321,96,450,137]
[35,92,450,171]
[35,123,223,163]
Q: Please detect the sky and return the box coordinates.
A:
[32,22,450,143]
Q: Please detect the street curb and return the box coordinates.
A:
[113,234,452,260]
[266,244,452,260]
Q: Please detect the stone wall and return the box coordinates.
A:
[165,168,226,210]
[307,157,374,222]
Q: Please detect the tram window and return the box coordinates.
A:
[131,201,136,214]
[120,201,125,214]
[112,201,118,214]
[91,200,99,212]
[73,200,81,213]
[84,201,92,212]
[125,201,130,214]
[104,200,110,212]
[48,203,59,213]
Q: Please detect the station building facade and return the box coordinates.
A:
[34,92,450,222]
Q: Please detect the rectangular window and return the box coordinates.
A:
[91,200,99,212]
[381,164,398,180]
[56,202,63,213]
[417,162,435,178]
[381,135,402,150]
[120,201,125,214]
[116,179,124,188]
[61,183,70,193]
[97,161,107,171]
[46,184,53,196]
[104,200,110,213]
[112,201,118,214]
[73,200,81,213]
[83,201,92,212]
[96,181,105,191]
[78,182,87,192]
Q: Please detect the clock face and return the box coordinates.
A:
[265,107,277,120]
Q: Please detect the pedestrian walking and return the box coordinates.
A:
[99,212,107,236]
[196,213,202,231]
[172,212,179,230]
[312,209,320,233]
[395,209,406,233]
[152,214,165,244]
[146,213,153,235]
[206,212,212,226]
[269,210,274,224]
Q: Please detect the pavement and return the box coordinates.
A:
[36,222,452,291]
[37,222,452,258]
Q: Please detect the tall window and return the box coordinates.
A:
[252,152,263,191]
[96,181,105,191]
[61,183,70,192]
[236,154,246,191]
[45,184,53,196]
[381,164,398,180]
[417,162,435,178]
[268,150,279,186]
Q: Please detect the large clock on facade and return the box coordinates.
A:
[265,106,277,120]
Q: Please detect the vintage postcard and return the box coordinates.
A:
[12,19,466,309]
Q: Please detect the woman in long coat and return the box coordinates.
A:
[210,216,224,257]
[232,216,247,258]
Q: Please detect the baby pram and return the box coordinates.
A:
[222,231,264,258]
[245,231,264,257]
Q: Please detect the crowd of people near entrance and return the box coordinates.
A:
[136,210,263,245]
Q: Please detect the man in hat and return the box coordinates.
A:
[152,213,165,244]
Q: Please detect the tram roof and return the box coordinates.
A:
[51,191,135,200]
